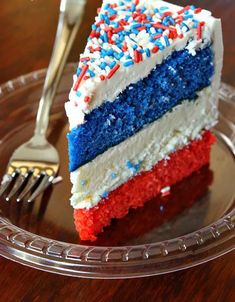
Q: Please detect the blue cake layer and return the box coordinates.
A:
[68,46,214,172]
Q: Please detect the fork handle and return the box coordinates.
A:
[34,0,86,137]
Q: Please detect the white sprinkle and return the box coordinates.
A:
[103,42,109,50]
[112,44,122,53]
[150,27,156,35]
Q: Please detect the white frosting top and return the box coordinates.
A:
[65,0,218,129]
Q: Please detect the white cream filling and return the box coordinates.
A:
[70,86,216,209]
[65,1,222,129]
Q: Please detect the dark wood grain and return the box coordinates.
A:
[0,1,234,301]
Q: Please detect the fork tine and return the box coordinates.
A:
[5,174,28,201]
[16,173,41,202]
[0,175,13,196]
[27,174,54,203]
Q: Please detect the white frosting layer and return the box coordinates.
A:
[70,86,216,209]
[65,1,222,129]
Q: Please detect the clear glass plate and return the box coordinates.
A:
[0,64,234,279]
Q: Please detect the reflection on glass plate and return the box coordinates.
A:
[0,64,234,278]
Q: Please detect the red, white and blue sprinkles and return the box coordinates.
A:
[70,0,205,113]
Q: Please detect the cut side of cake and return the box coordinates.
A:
[65,0,223,241]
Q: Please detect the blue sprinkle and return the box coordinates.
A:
[88,70,95,78]
[103,32,108,43]
[124,60,134,67]
[190,5,196,10]
[168,16,176,25]
[181,22,189,31]
[108,8,117,15]
[126,160,134,169]
[164,36,170,47]
[130,4,136,12]
[91,24,97,30]
[184,14,194,20]
[100,62,107,70]
[113,22,119,28]
[76,67,81,75]
[118,52,124,59]
[131,29,139,35]
[81,180,87,187]
[107,49,114,56]
[76,91,81,97]
[134,163,141,173]
[193,20,199,28]
[131,23,142,29]
[110,61,116,69]
[104,3,109,9]
[145,48,151,57]
[154,8,159,14]
[101,192,109,198]
[132,44,138,50]
[111,172,117,179]
[114,52,120,60]
[104,15,110,25]
[160,6,169,11]
[138,48,144,54]
[140,7,146,13]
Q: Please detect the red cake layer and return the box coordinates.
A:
[74,131,215,241]
[90,166,213,246]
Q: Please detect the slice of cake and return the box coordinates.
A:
[65,0,223,241]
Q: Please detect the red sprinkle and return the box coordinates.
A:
[83,76,90,80]
[195,8,202,14]
[134,50,140,63]
[136,26,146,31]
[110,3,117,8]
[163,11,172,17]
[73,65,88,91]
[152,46,159,54]
[153,23,170,30]
[109,14,117,21]
[154,34,162,40]
[94,46,101,52]
[161,190,171,197]
[177,5,190,15]
[122,42,128,52]
[113,26,124,33]
[80,57,90,62]
[197,22,204,40]
[84,96,91,103]
[107,64,120,79]
[96,20,104,27]
[100,75,105,81]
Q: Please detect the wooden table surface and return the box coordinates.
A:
[0,1,234,301]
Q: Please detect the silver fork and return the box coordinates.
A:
[0,0,86,202]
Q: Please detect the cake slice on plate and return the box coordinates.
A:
[65,0,223,241]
